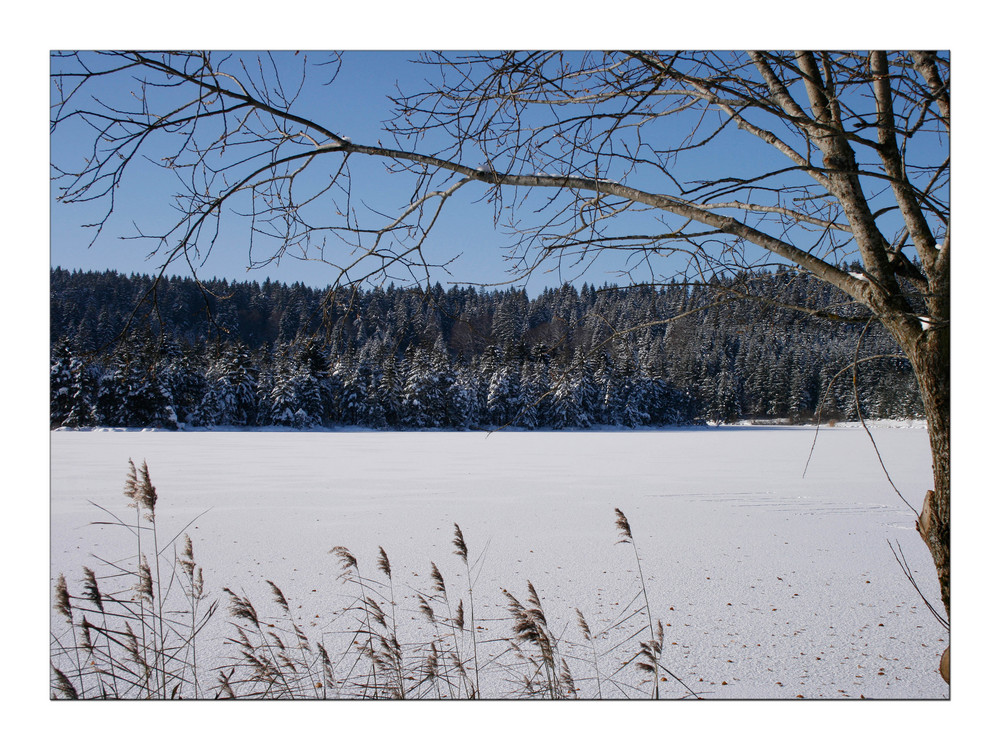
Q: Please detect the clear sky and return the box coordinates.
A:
[50,49,951,302]
[51,50,673,295]
[50,52,511,289]
[51,50,817,295]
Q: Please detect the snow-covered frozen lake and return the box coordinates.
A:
[50,423,948,699]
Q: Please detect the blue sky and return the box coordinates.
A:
[50,51,801,295]
[50,50,948,297]
[51,51,649,294]
[50,52,517,288]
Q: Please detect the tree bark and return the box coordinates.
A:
[910,331,950,620]
[912,332,950,685]
[870,264,949,684]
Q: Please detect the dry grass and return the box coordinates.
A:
[52,460,700,699]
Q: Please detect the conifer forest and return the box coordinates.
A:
[50,267,923,431]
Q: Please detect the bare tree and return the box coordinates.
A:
[51,50,950,677]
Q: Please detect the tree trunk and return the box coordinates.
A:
[910,334,950,621]
[912,334,950,685]
[884,309,949,684]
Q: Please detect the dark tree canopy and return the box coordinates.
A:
[50,267,924,431]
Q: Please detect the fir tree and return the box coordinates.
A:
[50,341,76,428]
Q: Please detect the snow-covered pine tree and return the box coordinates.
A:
[548,354,591,430]
[50,341,76,428]
[375,347,404,427]
[62,351,99,428]
[486,362,520,428]
[122,362,178,429]
[294,337,335,424]
[264,344,298,427]
[594,349,623,426]
[401,345,449,428]
[450,367,481,429]
[158,340,208,426]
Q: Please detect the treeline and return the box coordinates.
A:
[50,267,923,430]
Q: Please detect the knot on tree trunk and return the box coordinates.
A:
[917,489,936,543]
[917,487,951,647]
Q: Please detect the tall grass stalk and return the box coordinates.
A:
[51,458,217,699]
[375,547,407,698]
[330,546,381,697]
[54,460,700,699]
[81,566,123,697]
[503,580,574,698]
[452,524,481,698]
[614,508,660,697]
[615,508,699,699]
[428,560,475,698]
[575,607,602,699]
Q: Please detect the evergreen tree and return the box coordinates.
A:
[94,358,128,427]
[51,268,925,429]
[401,346,450,428]
[122,363,178,429]
[159,341,208,425]
[62,352,99,428]
[50,341,76,428]
[485,362,520,428]
[375,349,404,427]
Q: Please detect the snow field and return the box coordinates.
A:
[50,425,948,698]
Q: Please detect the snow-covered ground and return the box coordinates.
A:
[50,423,948,699]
